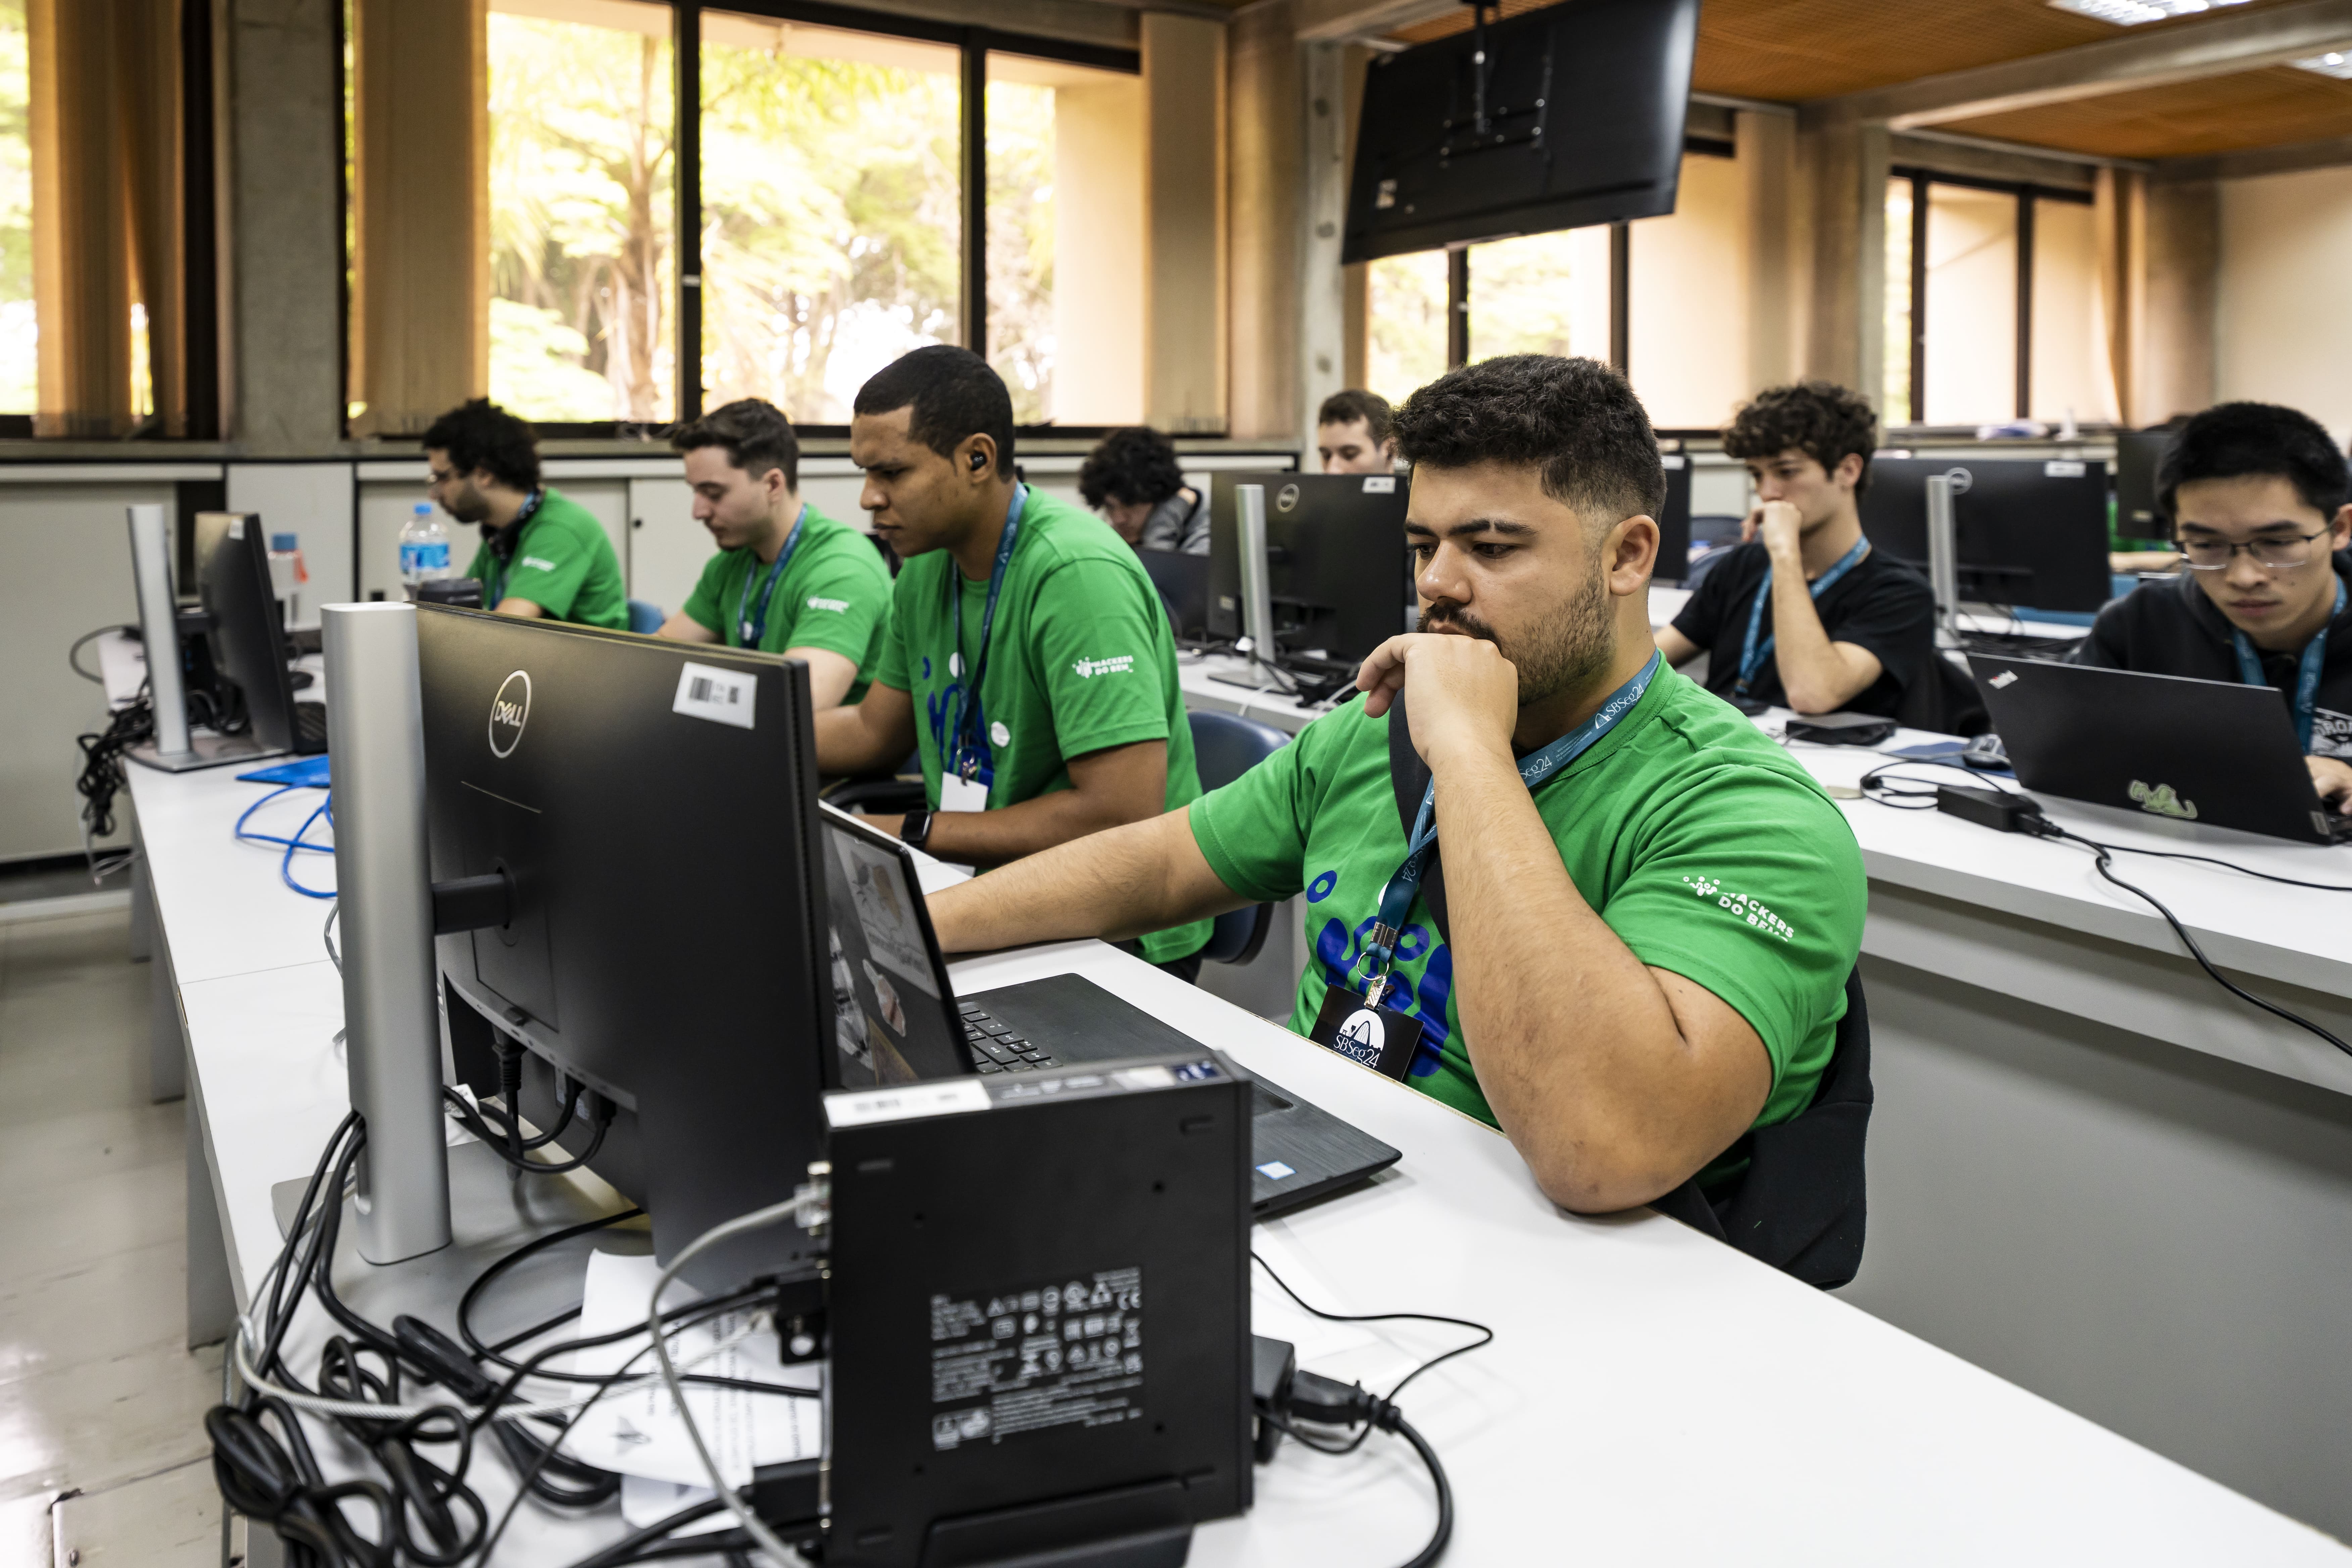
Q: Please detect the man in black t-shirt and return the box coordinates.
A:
[2072,401,2352,810]
[1658,382,1933,718]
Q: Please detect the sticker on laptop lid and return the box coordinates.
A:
[673,662,757,730]
[826,1078,992,1128]
[2045,460,2087,478]
[1662,454,1686,470]
[1988,670,2019,689]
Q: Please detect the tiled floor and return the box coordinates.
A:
[0,908,223,1566]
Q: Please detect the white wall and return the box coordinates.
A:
[2218,164,2352,447]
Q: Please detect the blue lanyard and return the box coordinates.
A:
[2233,576,2345,752]
[734,505,808,647]
[1735,537,1870,696]
[946,485,1027,780]
[1355,650,1663,1001]
[481,488,547,607]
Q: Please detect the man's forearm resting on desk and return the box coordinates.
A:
[875,740,1174,868]
[928,807,1246,950]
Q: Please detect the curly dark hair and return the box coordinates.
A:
[671,397,800,490]
[1077,427,1185,509]
[1722,382,1878,495]
[421,398,540,491]
[1391,354,1663,521]
[2158,401,2350,522]
[853,345,1017,473]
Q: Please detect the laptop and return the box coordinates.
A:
[1967,653,2352,845]
[1138,546,1211,641]
[816,805,1401,1215]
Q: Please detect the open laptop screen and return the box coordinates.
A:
[818,807,974,1088]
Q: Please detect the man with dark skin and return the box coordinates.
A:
[925,356,1864,1211]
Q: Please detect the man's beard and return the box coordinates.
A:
[1421,551,1615,709]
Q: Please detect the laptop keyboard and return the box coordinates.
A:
[958,1005,1061,1074]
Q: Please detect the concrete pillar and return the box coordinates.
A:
[1793,110,1889,406]
[1737,108,1797,396]
[2144,179,2218,425]
[222,0,345,454]
[1295,40,1348,460]
[1143,12,1228,435]
[1223,3,1294,442]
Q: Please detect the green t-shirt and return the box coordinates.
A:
[678,505,892,704]
[873,486,1211,965]
[464,488,628,630]
[1188,666,1866,1171]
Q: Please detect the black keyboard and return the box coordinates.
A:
[957,1004,1061,1074]
[293,701,329,753]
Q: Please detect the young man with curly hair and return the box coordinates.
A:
[424,398,629,628]
[1656,382,1933,718]
[924,355,1865,1215]
[1078,426,1209,555]
[2072,401,2352,812]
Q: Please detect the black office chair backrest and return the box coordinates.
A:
[1650,965,1873,1289]
[1896,648,1992,738]
[1187,710,1290,965]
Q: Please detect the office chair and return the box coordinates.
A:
[626,599,665,635]
[1186,710,1289,966]
[825,750,926,816]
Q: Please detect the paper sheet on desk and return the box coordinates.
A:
[561,1250,822,1488]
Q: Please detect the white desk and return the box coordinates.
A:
[133,760,2352,1564]
[1645,583,2092,642]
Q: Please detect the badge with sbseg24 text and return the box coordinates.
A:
[1308,987,1422,1080]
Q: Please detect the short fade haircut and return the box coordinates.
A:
[1077,427,1184,510]
[1723,382,1878,496]
[671,397,800,491]
[1318,388,1394,445]
[852,345,1017,472]
[2159,401,2350,523]
[1391,354,1664,522]
[422,398,540,492]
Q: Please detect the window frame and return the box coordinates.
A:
[1891,165,2095,431]
[435,0,1140,441]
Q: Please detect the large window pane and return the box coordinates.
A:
[1883,177,1913,426]
[701,14,959,425]
[1921,183,2017,427]
[0,0,27,414]
[1467,229,1611,363]
[986,53,1141,426]
[2028,196,2118,426]
[1628,151,1746,430]
[1366,251,1447,407]
[488,0,675,423]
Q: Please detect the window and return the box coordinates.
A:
[488,0,676,425]
[0,0,27,415]
[1467,230,1611,362]
[985,51,1142,426]
[1365,250,1447,409]
[1887,169,2103,430]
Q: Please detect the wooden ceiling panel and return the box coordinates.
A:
[1387,0,2303,105]
[1945,64,2352,156]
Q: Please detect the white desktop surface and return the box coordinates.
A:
[133,755,337,985]
[132,761,2352,1564]
[1645,581,2090,641]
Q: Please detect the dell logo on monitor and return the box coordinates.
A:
[488,670,532,757]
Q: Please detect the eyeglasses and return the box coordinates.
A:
[2176,530,2333,571]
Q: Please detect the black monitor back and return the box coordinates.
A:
[1343,0,1699,262]
[415,606,832,1288]
[1861,456,2112,612]
[1205,472,1410,659]
[2115,430,2172,541]
[1138,547,1211,641]
[1655,453,1693,584]
[195,511,305,753]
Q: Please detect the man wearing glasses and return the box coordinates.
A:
[2074,401,2352,809]
[423,398,629,629]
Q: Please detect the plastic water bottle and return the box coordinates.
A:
[400,503,452,588]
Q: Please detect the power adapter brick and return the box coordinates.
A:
[1934,784,2046,835]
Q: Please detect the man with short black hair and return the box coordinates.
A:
[926,355,1866,1215]
[2074,401,2352,810]
[1316,388,1397,475]
[424,398,627,629]
[814,346,1210,976]
[657,398,892,709]
[1657,381,1933,717]
[1078,427,1208,554]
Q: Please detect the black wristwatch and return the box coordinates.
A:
[899,808,935,853]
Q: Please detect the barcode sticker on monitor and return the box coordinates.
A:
[1662,454,1686,470]
[1361,475,1397,493]
[673,662,757,730]
[2045,460,2087,478]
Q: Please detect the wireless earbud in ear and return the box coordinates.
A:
[969,451,986,472]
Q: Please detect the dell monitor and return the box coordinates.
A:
[1138,547,1212,642]
[415,606,832,1290]
[1655,453,1693,584]
[1343,0,1700,263]
[194,510,323,755]
[1205,473,1411,662]
[2115,429,2173,542]
[1861,457,2113,614]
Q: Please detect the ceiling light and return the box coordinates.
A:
[2293,49,2352,78]
[2047,0,2252,23]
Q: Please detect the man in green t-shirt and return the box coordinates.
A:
[425,398,627,630]
[813,346,1211,977]
[656,397,892,708]
[926,355,1866,1214]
